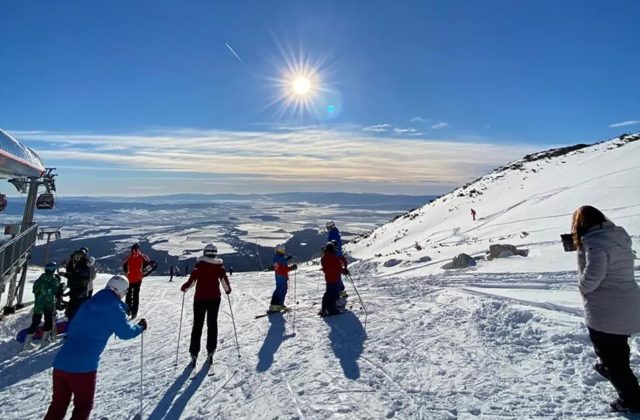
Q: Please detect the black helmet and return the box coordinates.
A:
[324,242,336,253]
[131,243,140,251]
[80,247,89,254]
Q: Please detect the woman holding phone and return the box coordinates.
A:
[571,205,640,413]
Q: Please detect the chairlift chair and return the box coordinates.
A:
[36,192,55,210]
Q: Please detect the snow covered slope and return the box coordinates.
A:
[349,134,640,277]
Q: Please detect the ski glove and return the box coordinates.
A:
[290,264,298,271]
[180,283,190,292]
[286,255,293,261]
[342,268,350,275]
[137,318,148,331]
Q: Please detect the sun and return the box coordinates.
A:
[292,76,311,95]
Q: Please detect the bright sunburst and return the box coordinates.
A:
[267,44,333,119]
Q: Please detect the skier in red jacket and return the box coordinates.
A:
[181,244,231,368]
[122,243,150,319]
[320,242,349,316]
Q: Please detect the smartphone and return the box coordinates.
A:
[561,234,577,252]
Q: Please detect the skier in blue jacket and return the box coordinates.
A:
[326,221,348,298]
[44,275,147,420]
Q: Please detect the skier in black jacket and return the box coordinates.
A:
[62,250,91,322]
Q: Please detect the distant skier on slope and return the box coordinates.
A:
[122,243,150,319]
[180,244,231,368]
[43,275,146,420]
[269,244,297,312]
[320,242,349,316]
[22,262,62,351]
[571,205,640,413]
[169,265,175,282]
[62,249,91,323]
[326,221,348,298]
[471,208,477,221]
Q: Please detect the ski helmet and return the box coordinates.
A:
[204,244,218,257]
[105,275,129,298]
[326,221,335,230]
[45,262,58,272]
[275,244,286,254]
[131,243,140,251]
[80,246,89,254]
[324,242,336,253]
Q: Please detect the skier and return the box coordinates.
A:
[320,242,349,316]
[269,244,297,312]
[180,244,231,367]
[23,262,63,351]
[169,265,175,282]
[471,208,477,221]
[572,206,640,412]
[122,243,150,319]
[326,221,348,299]
[43,275,146,420]
[62,249,91,323]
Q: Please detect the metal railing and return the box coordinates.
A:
[0,224,38,309]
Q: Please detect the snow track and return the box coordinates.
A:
[0,269,638,418]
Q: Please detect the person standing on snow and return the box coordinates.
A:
[169,265,175,282]
[23,262,63,351]
[572,205,640,413]
[269,244,297,312]
[43,275,147,420]
[471,208,477,221]
[180,244,231,367]
[320,242,349,316]
[62,250,91,323]
[122,243,150,319]
[326,221,347,298]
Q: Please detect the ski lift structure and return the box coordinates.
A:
[36,169,57,210]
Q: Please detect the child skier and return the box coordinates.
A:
[320,242,349,316]
[43,275,146,420]
[122,243,150,319]
[181,244,231,367]
[23,262,62,351]
[326,221,348,298]
[62,250,91,323]
[269,244,297,312]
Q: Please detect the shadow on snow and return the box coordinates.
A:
[323,311,366,380]
[147,365,193,420]
[256,313,294,372]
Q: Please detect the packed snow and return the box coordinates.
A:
[1,134,639,419]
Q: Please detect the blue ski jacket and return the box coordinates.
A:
[53,289,143,373]
[273,253,292,281]
[328,227,343,256]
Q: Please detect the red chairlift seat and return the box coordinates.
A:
[36,193,55,210]
[0,194,6,212]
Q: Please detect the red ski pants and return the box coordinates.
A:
[44,369,96,420]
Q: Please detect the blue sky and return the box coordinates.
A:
[1,0,639,195]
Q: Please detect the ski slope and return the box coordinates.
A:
[1,134,639,418]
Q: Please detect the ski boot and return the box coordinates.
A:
[268,304,282,313]
[40,331,51,349]
[22,334,35,352]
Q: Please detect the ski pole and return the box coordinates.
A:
[293,269,297,334]
[347,274,368,333]
[174,291,186,366]
[138,332,144,419]
[227,294,241,358]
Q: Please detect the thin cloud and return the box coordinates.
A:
[14,127,540,194]
[225,42,245,65]
[430,122,450,129]
[410,117,426,123]
[609,120,640,128]
[394,127,417,134]
[362,124,391,132]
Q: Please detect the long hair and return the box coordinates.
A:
[571,205,607,249]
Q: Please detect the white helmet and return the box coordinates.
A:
[105,275,129,298]
[275,244,286,254]
[326,221,335,230]
[204,244,218,257]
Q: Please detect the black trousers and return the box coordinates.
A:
[589,327,640,406]
[66,297,88,322]
[125,283,142,316]
[322,283,341,314]
[189,299,221,356]
[27,310,54,334]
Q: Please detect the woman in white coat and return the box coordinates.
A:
[573,205,640,413]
